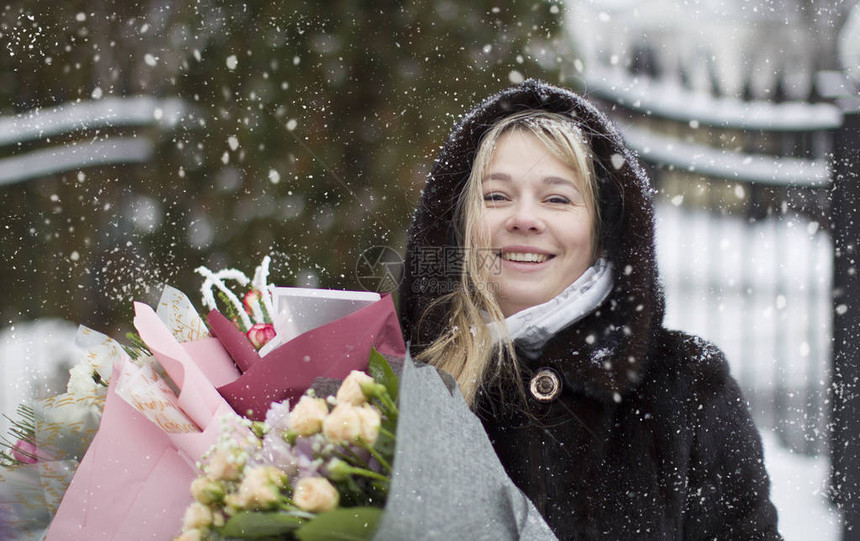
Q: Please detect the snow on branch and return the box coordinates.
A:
[0,138,155,187]
[0,96,189,147]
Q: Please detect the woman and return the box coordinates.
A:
[398,80,781,540]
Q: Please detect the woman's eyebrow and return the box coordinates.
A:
[543,175,578,188]
[543,176,579,191]
[485,172,512,181]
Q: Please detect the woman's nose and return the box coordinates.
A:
[505,201,545,233]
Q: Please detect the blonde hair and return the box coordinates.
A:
[416,110,601,408]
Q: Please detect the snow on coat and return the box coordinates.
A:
[398,79,781,540]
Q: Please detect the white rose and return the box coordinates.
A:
[36,392,103,455]
[323,403,362,444]
[356,405,381,445]
[182,502,213,531]
[67,363,98,397]
[293,477,339,513]
[288,396,329,436]
[335,370,374,406]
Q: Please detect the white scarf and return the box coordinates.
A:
[490,258,614,360]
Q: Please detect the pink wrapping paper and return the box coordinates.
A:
[45,304,240,540]
[45,357,197,540]
[45,292,405,538]
[214,293,405,420]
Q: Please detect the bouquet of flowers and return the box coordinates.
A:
[175,350,398,541]
[1,256,557,541]
[173,350,559,541]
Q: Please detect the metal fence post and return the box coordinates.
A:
[830,97,860,540]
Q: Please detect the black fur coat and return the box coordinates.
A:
[397,80,781,540]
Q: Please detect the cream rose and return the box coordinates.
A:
[182,502,213,531]
[212,511,226,528]
[323,403,362,444]
[323,403,382,445]
[335,370,374,406]
[206,448,244,482]
[293,476,339,513]
[356,405,381,445]
[289,395,329,436]
[190,477,225,505]
[174,529,203,541]
[230,466,287,511]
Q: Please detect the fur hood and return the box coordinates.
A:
[398,79,665,402]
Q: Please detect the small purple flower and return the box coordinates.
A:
[264,400,291,432]
[291,436,323,480]
[256,432,298,475]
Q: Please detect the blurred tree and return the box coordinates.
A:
[0,0,569,335]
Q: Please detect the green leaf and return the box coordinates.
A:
[367,347,398,402]
[295,507,382,541]
[220,511,305,538]
[124,331,152,359]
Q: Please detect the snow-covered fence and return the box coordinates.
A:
[585,70,846,459]
[0,96,188,186]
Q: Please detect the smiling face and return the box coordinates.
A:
[478,129,596,317]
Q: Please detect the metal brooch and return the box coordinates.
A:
[529,368,562,402]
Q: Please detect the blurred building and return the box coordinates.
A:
[566,0,857,100]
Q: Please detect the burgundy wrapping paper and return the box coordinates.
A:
[207,309,262,373]
[211,293,405,420]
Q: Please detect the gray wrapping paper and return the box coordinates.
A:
[372,355,557,541]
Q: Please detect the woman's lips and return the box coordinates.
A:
[499,246,555,261]
[501,252,552,263]
[498,250,555,272]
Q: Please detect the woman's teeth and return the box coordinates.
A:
[502,252,550,263]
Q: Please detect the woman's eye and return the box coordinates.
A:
[546,196,571,204]
[483,193,507,202]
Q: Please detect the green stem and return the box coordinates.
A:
[379,395,399,418]
[380,427,396,440]
[347,467,390,484]
[371,396,398,424]
[337,447,370,470]
[358,439,392,473]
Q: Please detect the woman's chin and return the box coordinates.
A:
[497,290,555,316]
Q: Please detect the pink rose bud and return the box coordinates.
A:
[243,289,262,315]
[11,440,39,464]
[246,323,276,349]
